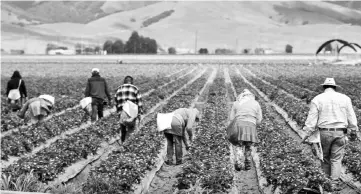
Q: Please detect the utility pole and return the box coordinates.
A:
[235,38,238,54]
[194,30,198,54]
[24,32,27,54]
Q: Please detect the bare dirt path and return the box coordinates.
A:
[147,66,218,194]
[224,66,261,194]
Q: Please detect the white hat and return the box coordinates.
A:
[320,78,342,90]
[91,68,100,73]
[39,94,55,105]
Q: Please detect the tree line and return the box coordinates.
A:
[103,31,158,54]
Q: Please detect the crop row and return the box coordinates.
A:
[176,69,234,193]
[238,67,361,183]
[230,68,333,193]
[0,65,190,131]
[0,70,192,160]
[1,68,203,182]
[246,64,361,109]
[82,69,212,194]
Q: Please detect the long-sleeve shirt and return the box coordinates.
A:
[6,78,27,98]
[164,108,200,138]
[229,100,262,125]
[84,74,111,101]
[18,97,53,118]
[114,84,143,114]
[304,88,358,133]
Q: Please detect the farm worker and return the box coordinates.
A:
[227,89,262,171]
[302,78,359,190]
[84,68,112,122]
[6,70,28,112]
[115,76,143,143]
[17,94,55,124]
[163,108,200,165]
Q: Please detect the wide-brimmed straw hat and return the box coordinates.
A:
[319,78,342,90]
[39,94,55,105]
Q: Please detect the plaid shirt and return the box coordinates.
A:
[115,84,143,114]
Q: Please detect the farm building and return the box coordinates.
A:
[48,49,75,55]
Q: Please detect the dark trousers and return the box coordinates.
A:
[91,98,104,122]
[120,123,136,143]
[164,133,183,163]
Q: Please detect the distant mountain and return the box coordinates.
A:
[2,1,361,54]
[1,1,159,24]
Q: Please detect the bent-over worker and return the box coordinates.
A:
[164,108,200,165]
[17,94,55,124]
[227,89,262,171]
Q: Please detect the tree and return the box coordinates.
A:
[199,48,208,54]
[168,47,176,54]
[112,39,124,54]
[75,43,82,54]
[243,49,251,54]
[103,40,113,54]
[94,46,101,53]
[285,44,293,53]
[125,31,140,53]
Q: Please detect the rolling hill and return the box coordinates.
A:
[2,1,361,54]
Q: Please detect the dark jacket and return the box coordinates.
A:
[84,74,111,101]
[6,78,27,98]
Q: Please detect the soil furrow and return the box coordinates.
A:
[147,67,217,194]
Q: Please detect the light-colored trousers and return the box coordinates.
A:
[320,131,347,180]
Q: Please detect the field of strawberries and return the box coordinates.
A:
[1,58,360,194]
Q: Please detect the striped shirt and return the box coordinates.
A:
[304,88,358,132]
[115,84,143,114]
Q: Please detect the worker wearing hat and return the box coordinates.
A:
[84,68,112,122]
[17,94,55,124]
[302,78,359,191]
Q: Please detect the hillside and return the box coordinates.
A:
[1,1,160,24]
[1,1,361,54]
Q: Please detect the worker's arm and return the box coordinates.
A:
[136,91,143,116]
[229,102,236,125]
[346,98,358,132]
[84,80,90,97]
[302,101,319,142]
[104,79,111,104]
[185,110,198,141]
[256,103,263,125]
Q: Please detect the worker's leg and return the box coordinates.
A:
[174,135,183,165]
[164,133,174,165]
[120,124,127,143]
[244,141,253,170]
[330,134,346,180]
[232,144,244,171]
[320,131,333,177]
[91,103,98,122]
[97,99,104,119]
[124,122,136,142]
